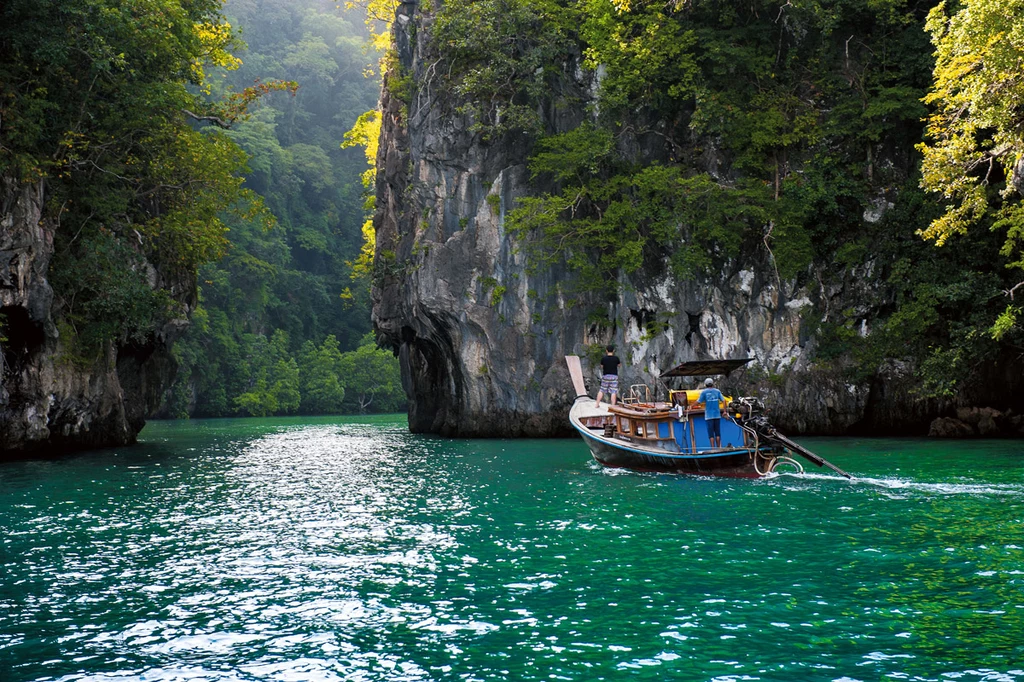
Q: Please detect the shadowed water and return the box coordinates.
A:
[2,415,1023,681]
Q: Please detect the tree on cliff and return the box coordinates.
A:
[917,0,1024,344]
[0,0,288,353]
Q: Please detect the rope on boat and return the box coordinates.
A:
[733,416,771,476]
[733,416,805,477]
[753,450,770,477]
[769,456,804,474]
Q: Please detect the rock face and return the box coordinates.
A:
[0,177,183,455]
[371,4,1023,438]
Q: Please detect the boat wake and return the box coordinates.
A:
[587,459,1024,497]
[774,471,1024,497]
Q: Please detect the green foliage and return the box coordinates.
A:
[585,343,606,367]
[299,335,347,414]
[164,0,390,416]
[579,0,698,113]
[528,124,615,183]
[232,330,301,417]
[172,311,405,417]
[812,319,862,363]
[486,193,501,214]
[838,182,1015,396]
[639,314,672,342]
[991,306,1020,341]
[585,310,612,328]
[430,0,579,137]
[0,0,271,353]
[917,0,1024,337]
[507,0,934,292]
[337,333,406,413]
[509,160,766,292]
[52,230,175,351]
[477,274,509,307]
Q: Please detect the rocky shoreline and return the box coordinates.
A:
[929,408,1024,439]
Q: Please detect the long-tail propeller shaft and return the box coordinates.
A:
[752,420,853,479]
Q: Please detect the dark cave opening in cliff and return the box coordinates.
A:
[685,312,702,348]
[400,324,450,434]
[0,306,44,378]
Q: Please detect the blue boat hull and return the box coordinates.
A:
[569,397,782,477]
[576,424,770,477]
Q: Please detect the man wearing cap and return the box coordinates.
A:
[696,377,724,449]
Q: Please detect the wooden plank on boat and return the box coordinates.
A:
[565,355,588,398]
[608,404,674,418]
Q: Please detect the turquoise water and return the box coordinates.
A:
[2,415,1024,681]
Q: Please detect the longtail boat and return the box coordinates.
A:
[565,356,852,479]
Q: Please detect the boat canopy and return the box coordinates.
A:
[659,358,753,378]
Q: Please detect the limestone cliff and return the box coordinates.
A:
[0,177,184,455]
[371,2,1023,437]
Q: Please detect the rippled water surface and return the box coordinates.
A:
[2,415,1024,681]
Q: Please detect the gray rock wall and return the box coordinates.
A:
[0,177,182,454]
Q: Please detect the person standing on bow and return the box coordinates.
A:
[595,345,620,408]
[696,377,724,449]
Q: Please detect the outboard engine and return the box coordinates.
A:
[729,396,769,424]
[732,397,853,479]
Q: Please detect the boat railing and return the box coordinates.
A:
[622,384,653,407]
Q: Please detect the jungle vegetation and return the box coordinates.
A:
[0,0,405,418]
[0,0,269,352]
[163,0,405,417]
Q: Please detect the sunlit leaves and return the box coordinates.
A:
[342,108,381,189]
[990,304,1020,341]
[213,79,299,125]
[580,0,698,113]
[194,19,243,89]
[918,0,1024,245]
[344,0,398,53]
[916,0,1024,337]
[346,218,377,284]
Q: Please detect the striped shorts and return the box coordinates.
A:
[600,374,618,394]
